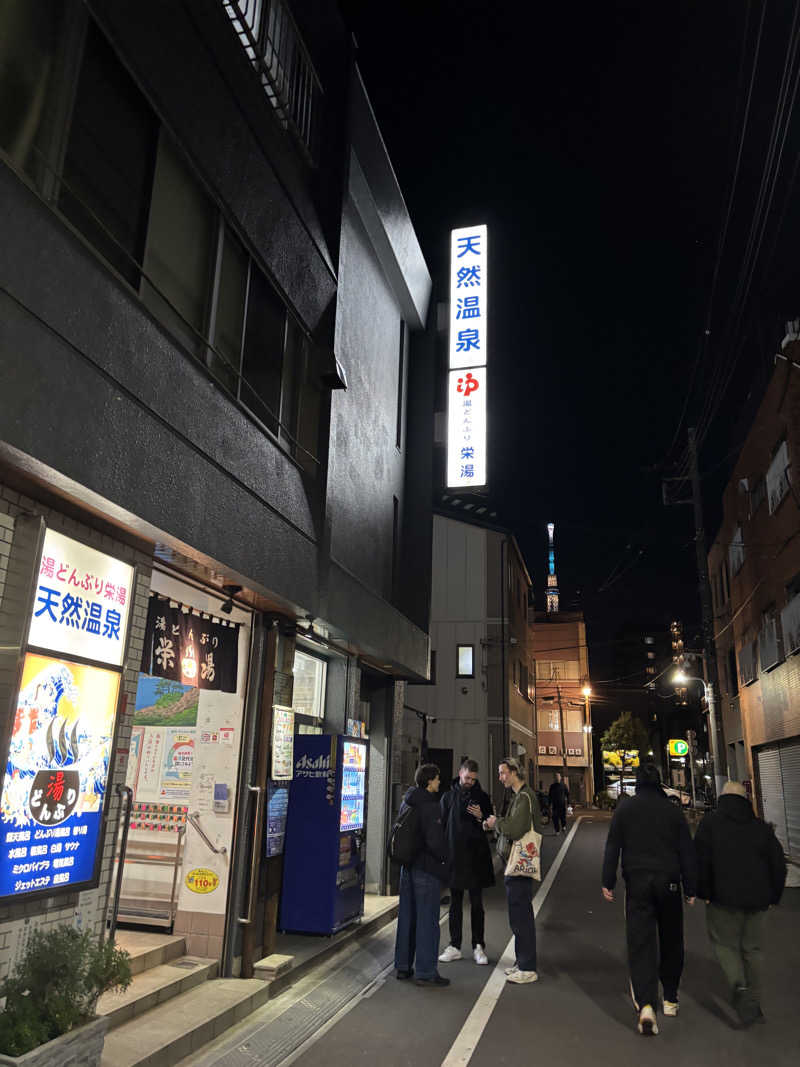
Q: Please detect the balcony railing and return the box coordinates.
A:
[223,0,322,164]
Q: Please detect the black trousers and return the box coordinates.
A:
[625,872,684,1009]
[449,887,485,949]
[504,876,537,971]
[552,805,567,832]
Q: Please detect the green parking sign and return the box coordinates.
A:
[668,739,689,757]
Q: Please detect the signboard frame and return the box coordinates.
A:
[0,523,135,906]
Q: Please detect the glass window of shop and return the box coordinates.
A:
[117,574,250,943]
[292,650,326,734]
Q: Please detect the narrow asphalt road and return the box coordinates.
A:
[186,815,798,1067]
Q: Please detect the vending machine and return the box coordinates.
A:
[279,734,367,935]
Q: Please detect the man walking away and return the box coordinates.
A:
[549,772,569,834]
[393,764,451,987]
[439,758,494,966]
[694,781,786,1026]
[601,762,697,1036]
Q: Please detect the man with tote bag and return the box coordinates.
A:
[484,758,544,984]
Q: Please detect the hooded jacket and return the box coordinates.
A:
[602,782,697,895]
[398,785,449,882]
[694,793,787,909]
[440,777,495,890]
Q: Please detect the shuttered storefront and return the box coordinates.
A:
[755,737,800,864]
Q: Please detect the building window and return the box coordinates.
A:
[430,650,437,685]
[292,649,326,720]
[646,651,656,660]
[729,527,745,576]
[457,644,474,677]
[391,495,400,600]
[767,440,790,514]
[644,636,655,645]
[646,666,656,675]
[750,476,767,516]
[141,130,216,354]
[59,19,158,289]
[727,646,739,695]
[721,559,730,603]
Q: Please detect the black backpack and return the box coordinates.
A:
[388,804,422,865]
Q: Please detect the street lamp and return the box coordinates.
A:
[582,684,595,803]
[669,671,719,804]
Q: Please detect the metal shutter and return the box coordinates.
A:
[756,746,789,854]
[779,739,800,865]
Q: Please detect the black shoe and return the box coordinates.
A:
[415,974,450,987]
[396,969,413,980]
[734,987,761,1026]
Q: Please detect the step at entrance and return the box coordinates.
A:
[113,930,187,976]
[97,956,218,1029]
[100,979,270,1067]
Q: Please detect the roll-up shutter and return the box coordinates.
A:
[779,739,800,864]
[755,745,789,854]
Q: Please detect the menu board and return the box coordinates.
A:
[270,705,294,781]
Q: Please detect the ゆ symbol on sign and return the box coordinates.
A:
[456,373,479,397]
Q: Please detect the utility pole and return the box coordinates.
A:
[557,684,568,775]
[688,427,722,803]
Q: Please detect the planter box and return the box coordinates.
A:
[0,1014,108,1067]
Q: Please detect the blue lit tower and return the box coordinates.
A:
[546,522,559,614]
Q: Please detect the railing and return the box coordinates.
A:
[188,811,228,855]
[222,0,322,164]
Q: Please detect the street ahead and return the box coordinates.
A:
[185,816,799,1067]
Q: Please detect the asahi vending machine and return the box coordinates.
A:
[279,734,367,935]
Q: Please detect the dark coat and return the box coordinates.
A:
[548,780,569,811]
[694,793,787,909]
[602,782,697,895]
[440,778,495,890]
[398,786,449,883]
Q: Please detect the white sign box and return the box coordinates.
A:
[449,225,487,369]
[447,367,487,488]
[29,528,134,667]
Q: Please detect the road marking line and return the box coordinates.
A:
[440,817,585,1067]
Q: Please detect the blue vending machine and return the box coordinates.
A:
[279,734,367,934]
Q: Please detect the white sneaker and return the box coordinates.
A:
[637,1005,658,1035]
[473,945,489,965]
[507,969,538,984]
[503,964,519,976]
[663,1000,678,1017]
[438,944,463,963]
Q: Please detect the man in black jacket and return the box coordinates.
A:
[694,780,786,1025]
[602,762,697,1036]
[438,758,494,966]
[393,764,451,987]
[548,772,570,834]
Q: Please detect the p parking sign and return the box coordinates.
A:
[668,739,689,757]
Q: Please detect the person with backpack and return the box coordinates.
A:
[438,758,494,966]
[484,757,544,985]
[392,763,451,986]
[694,780,787,1026]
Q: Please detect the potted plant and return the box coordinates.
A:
[0,926,131,1066]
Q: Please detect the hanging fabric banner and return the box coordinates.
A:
[141,596,239,692]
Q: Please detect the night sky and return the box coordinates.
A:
[342,1,800,683]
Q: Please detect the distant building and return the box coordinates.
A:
[406,509,534,811]
[707,323,800,865]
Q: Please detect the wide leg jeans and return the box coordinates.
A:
[394,865,442,980]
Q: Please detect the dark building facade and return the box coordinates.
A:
[708,325,800,865]
[0,0,433,995]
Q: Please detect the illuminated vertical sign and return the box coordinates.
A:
[447,225,487,488]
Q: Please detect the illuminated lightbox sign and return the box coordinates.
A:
[668,739,689,757]
[0,653,121,900]
[29,528,134,668]
[447,367,487,488]
[448,225,487,370]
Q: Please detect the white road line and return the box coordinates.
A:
[440,817,585,1067]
